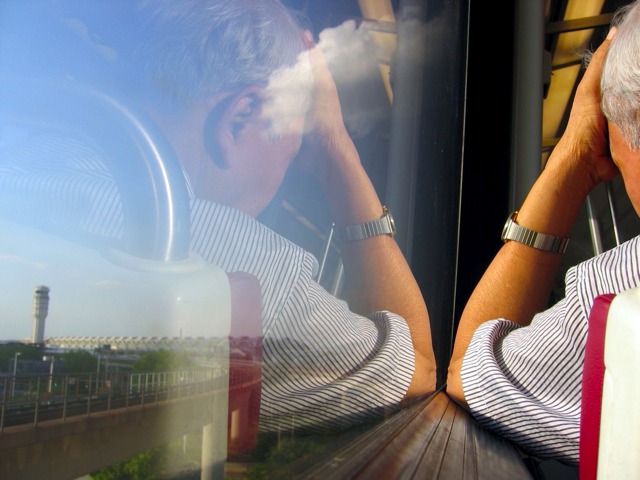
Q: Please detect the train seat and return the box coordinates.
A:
[580,288,640,479]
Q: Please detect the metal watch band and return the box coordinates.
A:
[332,206,396,243]
[501,211,569,254]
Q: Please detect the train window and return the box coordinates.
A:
[0,1,468,478]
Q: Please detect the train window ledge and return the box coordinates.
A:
[268,390,542,480]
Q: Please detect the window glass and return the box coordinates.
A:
[0,1,466,478]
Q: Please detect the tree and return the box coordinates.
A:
[90,446,163,480]
[133,350,192,372]
[0,343,42,372]
[61,349,97,373]
[90,438,200,479]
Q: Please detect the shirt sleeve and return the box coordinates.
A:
[461,235,640,465]
[461,297,584,464]
[259,253,415,434]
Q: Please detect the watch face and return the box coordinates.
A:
[501,218,512,241]
[387,213,396,237]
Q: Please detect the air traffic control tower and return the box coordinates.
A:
[32,285,50,344]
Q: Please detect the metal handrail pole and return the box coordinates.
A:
[317,227,334,284]
[587,194,604,255]
[607,182,622,246]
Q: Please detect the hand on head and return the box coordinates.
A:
[551,28,619,190]
[293,30,357,187]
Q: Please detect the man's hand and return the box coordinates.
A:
[294,31,357,189]
[552,28,619,189]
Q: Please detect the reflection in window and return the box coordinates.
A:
[0,1,449,478]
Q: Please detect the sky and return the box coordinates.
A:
[0,220,232,341]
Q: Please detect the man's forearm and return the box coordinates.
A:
[447,151,594,406]
[321,133,436,397]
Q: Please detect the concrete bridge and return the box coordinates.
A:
[0,364,261,480]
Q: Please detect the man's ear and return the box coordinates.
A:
[203,86,265,169]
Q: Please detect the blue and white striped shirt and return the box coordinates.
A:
[461,235,640,464]
[0,133,415,434]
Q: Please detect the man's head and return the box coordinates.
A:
[132,0,312,215]
[601,0,640,150]
[601,0,640,214]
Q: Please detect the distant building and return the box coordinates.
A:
[32,285,50,344]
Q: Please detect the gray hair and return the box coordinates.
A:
[601,0,640,150]
[133,0,308,111]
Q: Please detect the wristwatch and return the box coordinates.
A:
[501,211,569,254]
[332,206,396,243]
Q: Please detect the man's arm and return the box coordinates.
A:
[446,31,619,408]
[299,33,436,399]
